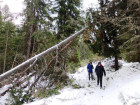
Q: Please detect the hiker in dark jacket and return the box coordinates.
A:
[87,61,95,80]
[95,62,106,88]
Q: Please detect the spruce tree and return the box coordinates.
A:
[86,0,120,70]
[0,7,23,73]
[116,0,140,62]
[23,0,53,58]
[56,0,81,39]
[86,0,140,66]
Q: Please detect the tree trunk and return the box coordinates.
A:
[115,55,119,71]
[11,53,17,69]
[3,26,9,73]
[26,24,33,59]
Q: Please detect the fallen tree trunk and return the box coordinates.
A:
[0,27,87,82]
[29,40,74,89]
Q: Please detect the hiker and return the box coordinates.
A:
[87,61,95,80]
[95,62,106,88]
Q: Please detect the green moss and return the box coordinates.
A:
[88,84,91,87]
[72,84,81,89]
[34,88,60,99]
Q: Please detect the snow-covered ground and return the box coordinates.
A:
[23,60,140,105]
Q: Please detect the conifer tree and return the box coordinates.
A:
[56,0,81,39]
[86,0,120,70]
[23,0,53,58]
[116,0,140,62]
[0,7,22,73]
[86,0,140,66]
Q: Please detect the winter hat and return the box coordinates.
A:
[98,62,101,64]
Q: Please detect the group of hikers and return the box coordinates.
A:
[87,61,106,89]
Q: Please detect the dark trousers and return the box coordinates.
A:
[97,75,103,88]
[88,72,94,80]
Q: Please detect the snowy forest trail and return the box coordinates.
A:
[24,60,140,105]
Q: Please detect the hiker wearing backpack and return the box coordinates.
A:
[95,62,106,88]
[87,61,95,80]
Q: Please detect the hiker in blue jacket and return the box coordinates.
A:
[87,61,95,80]
[95,62,106,88]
